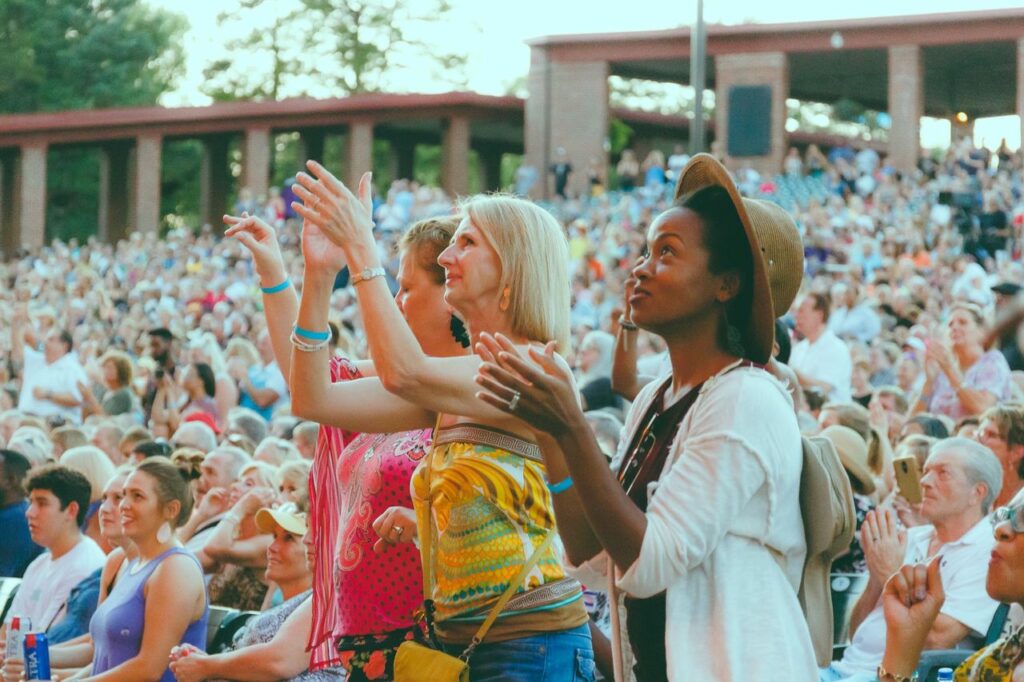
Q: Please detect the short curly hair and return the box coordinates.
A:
[26,464,92,526]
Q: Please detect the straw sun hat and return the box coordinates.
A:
[819,425,877,496]
[674,154,804,364]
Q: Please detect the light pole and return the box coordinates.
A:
[689,0,706,156]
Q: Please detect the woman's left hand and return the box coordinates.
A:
[168,644,208,682]
[291,161,373,251]
[474,332,583,439]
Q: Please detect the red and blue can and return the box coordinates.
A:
[23,631,51,681]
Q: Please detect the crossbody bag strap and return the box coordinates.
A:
[459,529,557,661]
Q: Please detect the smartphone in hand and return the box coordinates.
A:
[893,455,923,504]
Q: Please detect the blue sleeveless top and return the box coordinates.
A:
[89,547,208,681]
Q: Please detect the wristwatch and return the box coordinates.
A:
[351,266,386,286]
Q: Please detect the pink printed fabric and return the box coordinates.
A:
[930,350,1012,421]
[332,427,431,638]
[307,356,361,670]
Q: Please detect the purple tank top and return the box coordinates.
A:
[89,547,208,681]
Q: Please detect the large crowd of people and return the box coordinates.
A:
[0,132,1022,681]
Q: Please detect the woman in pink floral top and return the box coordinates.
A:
[915,302,1012,421]
[226,212,468,680]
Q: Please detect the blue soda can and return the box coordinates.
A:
[23,631,51,681]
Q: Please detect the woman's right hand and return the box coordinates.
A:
[224,213,286,283]
[880,558,944,676]
[234,487,278,517]
[196,487,231,521]
[372,506,417,553]
[168,644,207,682]
[298,219,349,277]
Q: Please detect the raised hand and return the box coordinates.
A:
[298,218,348,275]
[880,557,944,673]
[861,508,907,585]
[372,506,417,553]
[223,213,287,282]
[474,332,583,439]
[291,161,374,251]
[235,486,278,517]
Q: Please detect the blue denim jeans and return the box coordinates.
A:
[442,623,596,682]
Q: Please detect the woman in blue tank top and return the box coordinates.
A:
[86,457,208,681]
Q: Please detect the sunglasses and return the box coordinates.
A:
[992,505,1024,534]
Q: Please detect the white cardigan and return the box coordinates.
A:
[571,364,818,681]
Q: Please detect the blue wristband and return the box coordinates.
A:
[260,278,291,294]
[547,476,574,494]
[293,325,331,341]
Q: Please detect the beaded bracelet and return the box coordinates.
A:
[289,331,330,353]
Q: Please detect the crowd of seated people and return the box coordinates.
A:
[0,136,1022,679]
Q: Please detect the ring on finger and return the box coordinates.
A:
[508,390,521,411]
[392,525,404,537]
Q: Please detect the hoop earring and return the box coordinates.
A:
[157,521,173,544]
[499,287,511,312]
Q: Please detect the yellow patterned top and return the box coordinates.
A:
[954,623,1024,681]
[411,424,570,622]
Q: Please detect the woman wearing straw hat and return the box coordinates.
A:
[820,424,877,574]
[474,153,817,680]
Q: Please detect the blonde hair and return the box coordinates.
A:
[239,460,280,491]
[459,195,571,351]
[278,459,311,511]
[225,338,260,367]
[61,445,117,502]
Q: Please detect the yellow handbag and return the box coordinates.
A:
[394,414,556,681]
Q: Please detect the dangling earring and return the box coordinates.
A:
[157,521,172,544]
[499,287,511,312]
[449,314,470,348]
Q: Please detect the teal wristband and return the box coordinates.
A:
[294,325,331,341]
[260,278,290,294]
[547,476,574,494]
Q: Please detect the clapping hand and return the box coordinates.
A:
[235,487,278,517]
[292,161,374,252]
[861,508,907,586]
[880,557,944,674]
[224,213,287,282]
[168,643,207,682]
[474,332,583,439]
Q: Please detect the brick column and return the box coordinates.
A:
[441,116,471,197]
[714,51,789,176]
[888,45,923,173]
[243,127,271,200]
[17,141,47,249]
[200,135,230,228]
[98,141,130,243]
[525,47,608,199]
[134,133,162,235]
[345,120,374,189]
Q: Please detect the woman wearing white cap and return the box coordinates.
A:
[169,504,344,681]
[474,154,817,680]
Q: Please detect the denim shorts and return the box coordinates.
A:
[441,622,596,682]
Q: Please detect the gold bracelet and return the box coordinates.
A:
[876,665,916,682]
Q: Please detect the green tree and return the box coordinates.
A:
[204,0,467,100]
[0,0,187,241]
[0,0,186,113]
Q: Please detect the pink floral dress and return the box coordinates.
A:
[929,350,1011,421]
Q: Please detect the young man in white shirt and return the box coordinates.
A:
[791,292,854,402]
[0,465,105,652]
[11,306,88,424]
[820,438,1003,681]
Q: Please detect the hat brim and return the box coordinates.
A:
[674,154,775,364]
[839,454,877,497]
[255,507,307,536]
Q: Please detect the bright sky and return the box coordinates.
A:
[148,0,1023,148]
